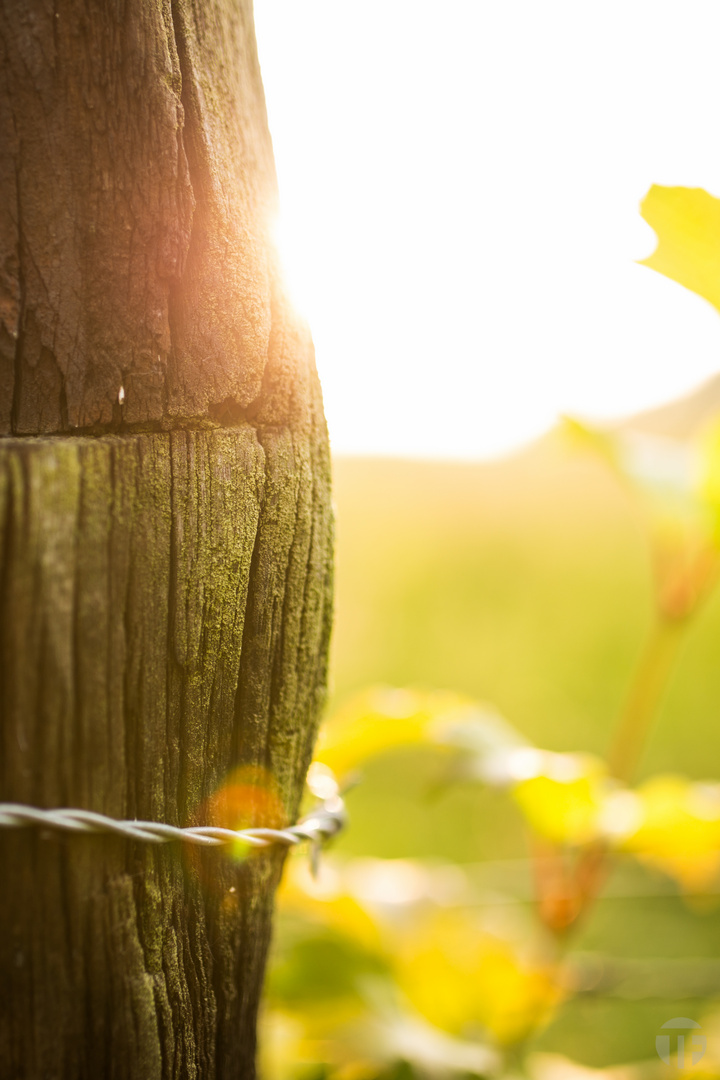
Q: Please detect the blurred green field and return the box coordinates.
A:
[318,442,720,1067]
[331,443,720,774]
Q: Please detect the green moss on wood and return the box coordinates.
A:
[0,425,333,1079]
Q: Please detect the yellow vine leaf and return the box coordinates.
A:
[621,775,720,892]
[276,861,384,954]
[639,185,720,313]
[312,688,460,776]
[313,686,521,778]
[562,415,720,618]
[511,755,609,845]
[395,910,565,1046]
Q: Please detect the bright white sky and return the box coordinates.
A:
[254,1,720,459]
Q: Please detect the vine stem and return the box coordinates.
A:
[551,616,686,933]
[535,616,687,939]
[606,617,685,783]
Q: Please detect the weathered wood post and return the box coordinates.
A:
[0,2,333,1076]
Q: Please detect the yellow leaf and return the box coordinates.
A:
[562,416,720,617]
[314,686,481,777]
[277,857,384,953]
[557,416,619,472]
[511,755,608,845]
[696,418,720,534]
[622,775,720,892]
[639,185,720,313]
[395,910,564,1046]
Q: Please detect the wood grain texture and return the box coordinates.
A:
[0,0,334,1075]
[0,0,305,433]
[0,427,333,1079]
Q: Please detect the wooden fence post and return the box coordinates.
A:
[0,3,333,1076]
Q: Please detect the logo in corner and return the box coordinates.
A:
[656,1018,706,1070]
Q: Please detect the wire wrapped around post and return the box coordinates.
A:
[0,793,346,852]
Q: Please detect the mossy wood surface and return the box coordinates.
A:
[0,1,333,1077]
[0,427,332,1079]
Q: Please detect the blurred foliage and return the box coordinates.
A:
[260,187,720,1077]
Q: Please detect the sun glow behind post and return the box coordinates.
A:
[270,213,314,321]
[255,1,720,460]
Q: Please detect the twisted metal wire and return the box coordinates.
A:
[0,796,346,851]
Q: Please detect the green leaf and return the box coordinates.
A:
[639,185,720,313]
